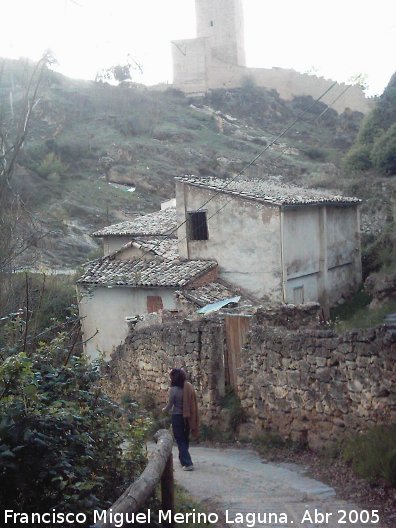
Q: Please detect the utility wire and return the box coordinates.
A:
[97,80,339,270]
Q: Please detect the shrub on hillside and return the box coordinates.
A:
[36,152,67,180]
[0,273,77,342]
[371,122,396,175]
[343,144,372,172]
[356,112,385,146]
[343,72,396,174]
[301,146,329,162]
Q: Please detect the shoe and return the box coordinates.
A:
[182,465,194,471]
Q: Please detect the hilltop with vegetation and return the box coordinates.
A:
[1,58,396,520]
[3,57,392,271]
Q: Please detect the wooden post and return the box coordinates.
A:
[92,429,173,528]
[161,453,175,527]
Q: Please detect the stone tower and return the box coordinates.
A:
[171,0,370,113]
[195,0,246,66]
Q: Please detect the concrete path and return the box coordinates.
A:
[172,445,384,528]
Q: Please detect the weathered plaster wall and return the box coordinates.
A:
[326,206,362,305]
[282,205,361,307]
[282,207,321,304]
[114,246,154,261]
[176,181,283,301]
[78,286,177,361]
[102,236,133,257]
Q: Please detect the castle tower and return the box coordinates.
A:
[195,0,246,66]
[171,0,370,112]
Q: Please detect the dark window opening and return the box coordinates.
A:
[210,20,214,27]
[187,211,209,241]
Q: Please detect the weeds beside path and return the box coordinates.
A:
[258,446,396,528]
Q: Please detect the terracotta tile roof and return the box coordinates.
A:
[92,208,177,237]
[176,176,361,206]
[78,256,217,288]
[110,238,179,261]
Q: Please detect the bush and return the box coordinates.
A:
[0,273,77,341]
[220,389,246,432]
[0,330,150,521]
[57,141,94,162]
[343,425,396,486]
[371,122,396,175]
[36,152,67,180]
[301,146,329,161]
[343,144,372,172]
[330,287,372,323]
[356,113,384,146]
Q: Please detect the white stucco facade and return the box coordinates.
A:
[282,205,361,307]
[177,181,283,301]
[176,180,362,308]
[78,286,177,361]
[102,236,134,256]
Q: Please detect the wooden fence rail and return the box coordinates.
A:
[93,429,174,528]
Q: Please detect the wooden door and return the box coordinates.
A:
[224,315,252,389]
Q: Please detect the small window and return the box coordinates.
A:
[147,295,163,313]
[187,211,209,241]
[210,20,214,27]
[293,286,304,305]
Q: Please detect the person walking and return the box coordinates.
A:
[162,368,199,471]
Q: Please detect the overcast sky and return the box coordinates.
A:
[1,0,395,95]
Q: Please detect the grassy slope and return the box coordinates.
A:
[4,58,392,270]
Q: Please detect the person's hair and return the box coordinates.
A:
[169,368,186,388]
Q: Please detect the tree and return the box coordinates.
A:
[343,71,396,175]
[0,53,52,276]
[371,122,396,175]
[95,55,143,85]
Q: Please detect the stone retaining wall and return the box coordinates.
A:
[103,318,226,421]
[238,321,396,449]
[105,309,396,448]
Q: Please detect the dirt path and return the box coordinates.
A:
[173,445,385,528]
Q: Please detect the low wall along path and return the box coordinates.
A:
[105,305,396,449]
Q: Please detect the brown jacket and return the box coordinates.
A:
[182,381,199,439]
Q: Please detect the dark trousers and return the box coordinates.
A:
[172,414,193,467]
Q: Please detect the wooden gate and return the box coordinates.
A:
[224,315,252,389]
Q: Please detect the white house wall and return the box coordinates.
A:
[326,206,362,305]
[282,207,321,304]
[176,182,283,301]
[78,286,176,361]
[282,205,361,307]
[103,236,133,256]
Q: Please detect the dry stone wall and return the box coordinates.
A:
[237,318,396,448]
[103,318,226,422]
[105,307,396,449]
